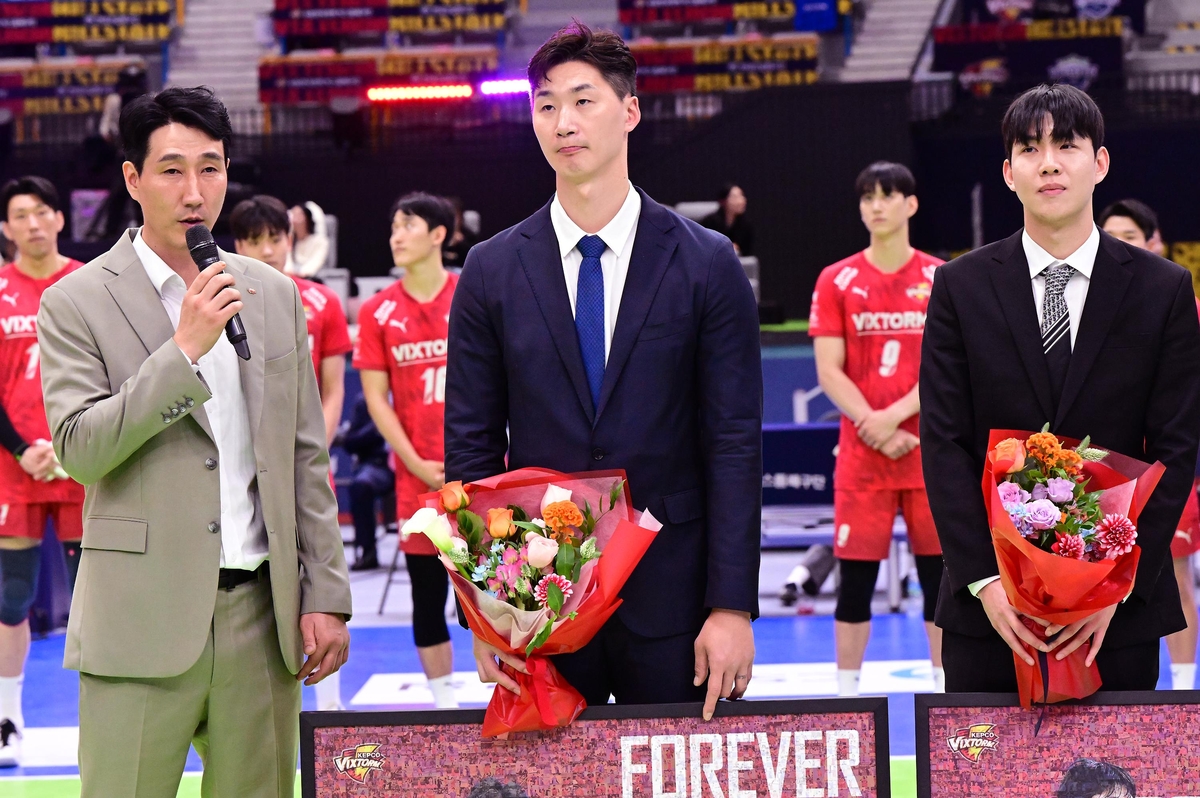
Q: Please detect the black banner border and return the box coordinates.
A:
[914,689,1200,798]
[302,695,891,798]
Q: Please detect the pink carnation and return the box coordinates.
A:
[1051,532,1087,560]
[534,574,574,608]
[1095,514,1137,559]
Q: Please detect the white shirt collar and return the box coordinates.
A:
[550,181,641,260]
[132,228,186,298]
[1023,224,1101,281]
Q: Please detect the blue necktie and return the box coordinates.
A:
[575,234,606,410]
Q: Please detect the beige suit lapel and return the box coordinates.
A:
[223,252,265,436]
[104,231,215,443]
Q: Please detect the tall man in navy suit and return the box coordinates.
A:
[445,22,762,720]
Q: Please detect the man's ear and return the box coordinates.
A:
[906,194,919,219]
[1002,159,1016,192]
[431,225,448,248]
[233,240,247,256]
[1094,145,1110,185]
[122,161,141,204]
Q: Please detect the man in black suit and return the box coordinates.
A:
[920,83,1200,692]
[444,23,761,720]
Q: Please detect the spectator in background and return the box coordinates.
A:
[335,396,395,571]
[1101,198,1200,692]
[354,192,459,708]
[466,778,531,798]
[288,201,330,277]
[1099,198,1166,256]
[441,197,479,271]
[701,183,754,256]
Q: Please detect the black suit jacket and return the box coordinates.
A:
[444,188,763,638]
[920,229,1200,645]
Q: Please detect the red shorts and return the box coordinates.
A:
[0,502,83,541]
[834,488,941,561]
[1172,479,1200,558]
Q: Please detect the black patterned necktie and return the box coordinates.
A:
[1041,261,1075,401]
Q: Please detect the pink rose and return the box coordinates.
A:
[525,532,560,570]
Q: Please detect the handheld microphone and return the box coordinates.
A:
[185,224,251,361]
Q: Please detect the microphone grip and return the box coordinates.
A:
[226,314,250,361]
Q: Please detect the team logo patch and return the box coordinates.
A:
[333,742,386,784]
[1047,54,1100,91]
[906,282,932,303]
[958,58,1009,98]
[837,524,851,547]
[947,723,999,764]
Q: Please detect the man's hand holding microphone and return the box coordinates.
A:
[173,259,244,365]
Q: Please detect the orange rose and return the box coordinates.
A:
[486,507,515,539]
[439,481,471,513]
[542,500,585,542]
[991,438,1028,475]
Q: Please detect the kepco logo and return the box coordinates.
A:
[333,743,386,784]
[946,723,999,764]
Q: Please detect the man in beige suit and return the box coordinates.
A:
[37,86,352,796]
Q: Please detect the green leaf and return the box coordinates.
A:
[572,554,583,584]
[526,619,555,656]
[509,504,530,523]
[610,479,625,512]
[556,543,577,579]
[546,581,564,614]
[458,509,484,552]
[1075,435,1091,453]
[1041,422,1051,433]
[513,520,545,537]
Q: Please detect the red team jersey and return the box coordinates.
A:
[353,274,457,554]
[0,260,86,511]
[290,275,352,381]
[809,250,943,491]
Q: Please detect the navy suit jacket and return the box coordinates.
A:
[445,188,763,638]
[920,229,1200,646]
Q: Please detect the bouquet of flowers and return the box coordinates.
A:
[403,468,659,736]
[985,428,1164,707]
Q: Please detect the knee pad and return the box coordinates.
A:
[0,545,41,626]
[835,558,880,624]
[915,555,945,622]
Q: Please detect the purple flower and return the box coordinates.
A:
[1046,477,1076,504]
[1026,499,1062,530]
[1032,483,1049,501]
[998,482,1031,505]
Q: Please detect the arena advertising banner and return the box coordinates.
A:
[931,17,1123,96]
[959,0,1146,34]
[762,423,837,506]
[271,0,505,38]
[258,46,497,104]
[617,0,838,33]
[0,0,172,45]
[301,698,890,797]
[916,691,1200,797]
[0,59,138,115]
[630,35,820,94]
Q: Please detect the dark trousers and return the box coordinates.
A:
[942,629,1160,693]
[550,614,707,706]
[348,464,393,558]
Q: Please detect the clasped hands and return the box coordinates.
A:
[978,579,1118,667]
[856,406,918,460]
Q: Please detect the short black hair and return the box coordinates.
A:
[465,777,530,798]
[528,20,637,100]
[855,161,916,198]
[1002,83,1105,158]
[229,195,290,242]
[1,176,60,220]
[1099,198,1158,241]
[120,86,232,173]
[1056,758,1136,798]
[389,192,456,240]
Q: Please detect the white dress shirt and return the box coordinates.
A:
[550,181,642,361]
[970,224,1104,599]
[133,230,268,571]
[1024,224,1100,348]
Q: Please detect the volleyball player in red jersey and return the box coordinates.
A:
[810,162,945,697]
[1100,198,1200,690]
[231,194,352,711]
[0,177,85,766]
[355,193,459,709]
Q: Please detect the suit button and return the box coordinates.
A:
[207,521,220,533]
[185,398,195,407]
[205,458,217,470]
[592,448,605,461]
[171,407,180,417]
[162,414,171,423]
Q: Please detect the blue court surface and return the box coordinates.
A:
[0,612,1182,782]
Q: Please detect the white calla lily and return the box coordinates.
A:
[401,507,456,554]
[540,484,573,516]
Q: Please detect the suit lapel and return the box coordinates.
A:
[516,204,595,423]
[595,194,677,421]
[103,231,214,442]
[225,252,266,435]
[987,230,1057,424]
[1054,235,1132,428]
